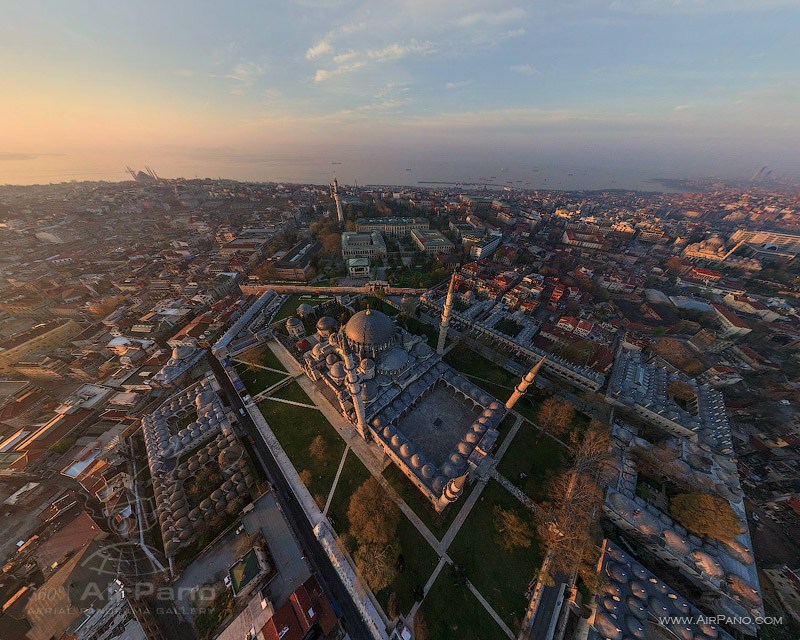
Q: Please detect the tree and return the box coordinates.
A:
[553,401,575,437]
[537,397,560,432]
[493,506,533,552]
[537,398,575,438]
[387,592,400,619]
[321,231,342,256]
[353,541,399,592]
[309,435,328,466]
[347,477,400,546]
[670,492,742,542]
[298,469,313,487]
[413,612,428,640]
[537,470,603,584]
[570,420,611,474]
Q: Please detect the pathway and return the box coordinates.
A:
[466,579,516,639]
[258,396,318,410]
[323,445,351,517]
[491,469,539,514]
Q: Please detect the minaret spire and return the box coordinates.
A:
[505,356,546,410]
[337,334,368,439]
[437,272,457,354]
[332,177,344,225]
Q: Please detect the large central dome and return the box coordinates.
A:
[345,309,395,350]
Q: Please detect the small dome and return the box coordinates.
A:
[286,316,303,327]
[316,316,338,334]
[329,362,346,379]
[449,452,466,468]
[410,453,425,468]
[421,464,436,479]
[399,443,414,458]
[325,353,339,366]
[297,303,314,317]
[457,441,472,456]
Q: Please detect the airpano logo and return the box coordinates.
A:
[656,615,784,626]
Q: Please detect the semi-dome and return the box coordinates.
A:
[345,309,395,349]
[316,316,338,335]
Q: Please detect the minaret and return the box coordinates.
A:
[437,473,468,511]
[332,177,344,225]
[437,273,456,355]
[505,357,546,410]
[337,334,368,439]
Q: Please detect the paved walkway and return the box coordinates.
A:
[466,579,516,639]
[323,445,351,516]
[258,395,318,410]
[491,469,540,514]
[230,356,287,375]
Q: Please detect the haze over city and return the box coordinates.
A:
[3,0,800,186]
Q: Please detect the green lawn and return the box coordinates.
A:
[273,294,335,323]
[375,513,438,617]
[326,452,438,616]
[398,315,438,347]
[382,464,472,539]
[272,382,313,405]
[444,347,547,423]
[256,400,345,506]
[417,564,508,640]
[239,345,287,372]
[496,421,568,502]
[235,363,288,394]
[448,480,542,632]
[325,450,373,532]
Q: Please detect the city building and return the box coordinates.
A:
[0,319,82,375]
[356,217,429,237]
[341,231,387,259]
[410,228,454,255]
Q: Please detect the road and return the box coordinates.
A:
[527,575,566,640]
[206,352,373,640]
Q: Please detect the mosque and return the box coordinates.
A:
[294,275,543,512]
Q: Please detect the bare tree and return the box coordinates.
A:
[348,477,400,546]
[309,435,328,466]
[353,540,399,592]
[493,506,534,552]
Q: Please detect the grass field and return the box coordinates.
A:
[382,464,472,539]
[239,345,287,372]
[272,382,313,405]
[273,294,335,323]
[234,363,287,394]
[256,399,345,505]
[497,421,568,502]
[417,564,508,640]
[448,479,542,632]
[444,346,546,423]
[325,452,438,616]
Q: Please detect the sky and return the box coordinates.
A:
[1,0,799,186]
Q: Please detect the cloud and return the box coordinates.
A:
[510,63,539,76]
[456,7,526,27]
[673,104,691,111]
[445,80,473,90]
[226,61,267,84]
[306,40,332,60]
[314,39,435,82]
